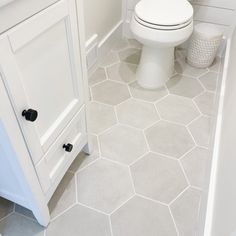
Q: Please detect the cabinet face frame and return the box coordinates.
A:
[0,0,85,164]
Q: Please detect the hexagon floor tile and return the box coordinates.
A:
[199,71,218,91]
[106,62,137,84]
[181,147,210,189]
[48,172,76,219]
[156,94,200,125]
[194,92,215,116]
[0,213,45,236]
[88,102,117,134]
[111,196,177,236]
[99,124,148,164]
[131,153,188,203]
[47,205,111,236]
[76,159,134,213]
[118,48,141,65]
[116,99,160,129]
[91,80,130,105]
[88,67,107,87]
[145,121,195,158]
[170,188,202,236]
[167,74,204,98]
[175,59,208,78]
[129,81,168,102]
[188,116,212,147]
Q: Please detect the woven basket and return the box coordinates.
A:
[187,23,223,68]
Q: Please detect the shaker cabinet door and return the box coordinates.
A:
[0,0,84,164]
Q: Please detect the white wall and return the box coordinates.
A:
[123,0,236,37]
[83,0,122,42]
[191,0,236,34]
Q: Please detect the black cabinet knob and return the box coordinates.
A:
[22,109,38,122]
[63,143,73,152]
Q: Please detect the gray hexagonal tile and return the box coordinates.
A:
[69,152,100,174]
[99,124,148,164]
[111,196,177,236]
[91,80,130,105]
[107,62,137,84]
[167,74,204,98]
[88,102,117,134]
[99,51,120,67]
[194,92,215,116]
[0,197,14,220]
[175,48,186,60]
[119,48,141,65]
[188,116,212,147]
[181,147,210,188]
[0,213,44,236]
[88,67,107,87]
[209,57,221,72]
[156,95,200,125]
[128,39,142,49]
[47,205,111,236]
[175,59,208,77]
[145,121,195,158]
[116,99,160,129]
[76,159,134,213]
[170,188,202,236]
[131,153,188,203]
[199,71,218,91]
[129,81,168,102]
[48,172,76,219]
[112,39,130,52]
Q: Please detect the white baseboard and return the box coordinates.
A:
[85,20,123,74]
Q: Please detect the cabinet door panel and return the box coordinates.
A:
[0,0,84,163]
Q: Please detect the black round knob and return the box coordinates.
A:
[22,109,38,122]
[63,143,73,152]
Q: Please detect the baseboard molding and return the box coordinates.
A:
[85,20,123,74]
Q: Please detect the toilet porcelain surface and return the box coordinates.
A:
[135,0,193,27]
[130,0,193,89]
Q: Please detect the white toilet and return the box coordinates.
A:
[130,0,194,89]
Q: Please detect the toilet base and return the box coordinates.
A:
[136,46,174,89]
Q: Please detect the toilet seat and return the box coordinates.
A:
[134,14,192,31]
[134,0,193,30]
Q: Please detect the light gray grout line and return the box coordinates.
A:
[178,159,191,186]
[13,211,38,223]
[186,126,198,147]
[75,156,101,174]
[96,123,119,136]
[78,202,110,216]
[109,194,135,216]
[0,211,14,223]
[100,156,129,168]
[186,114,202,127]
[168,185,190,207]
[50,203,77,222]
[191,185,203,192]
[178,146,196,161]
[169,206,180,236]
[128,151,150,167]
[135,193,169,207]
[89,78,109,88]
[108,215,114,236]
[150,150,181,162]
[128,163,137,194]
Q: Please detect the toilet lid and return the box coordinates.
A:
[135,0,193,26]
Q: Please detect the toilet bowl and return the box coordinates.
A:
[130,0,194,89]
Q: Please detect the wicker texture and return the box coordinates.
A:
[187,24,222,68]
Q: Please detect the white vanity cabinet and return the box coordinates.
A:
[0,0,90,224]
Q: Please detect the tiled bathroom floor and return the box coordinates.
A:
[0,39,221,236]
